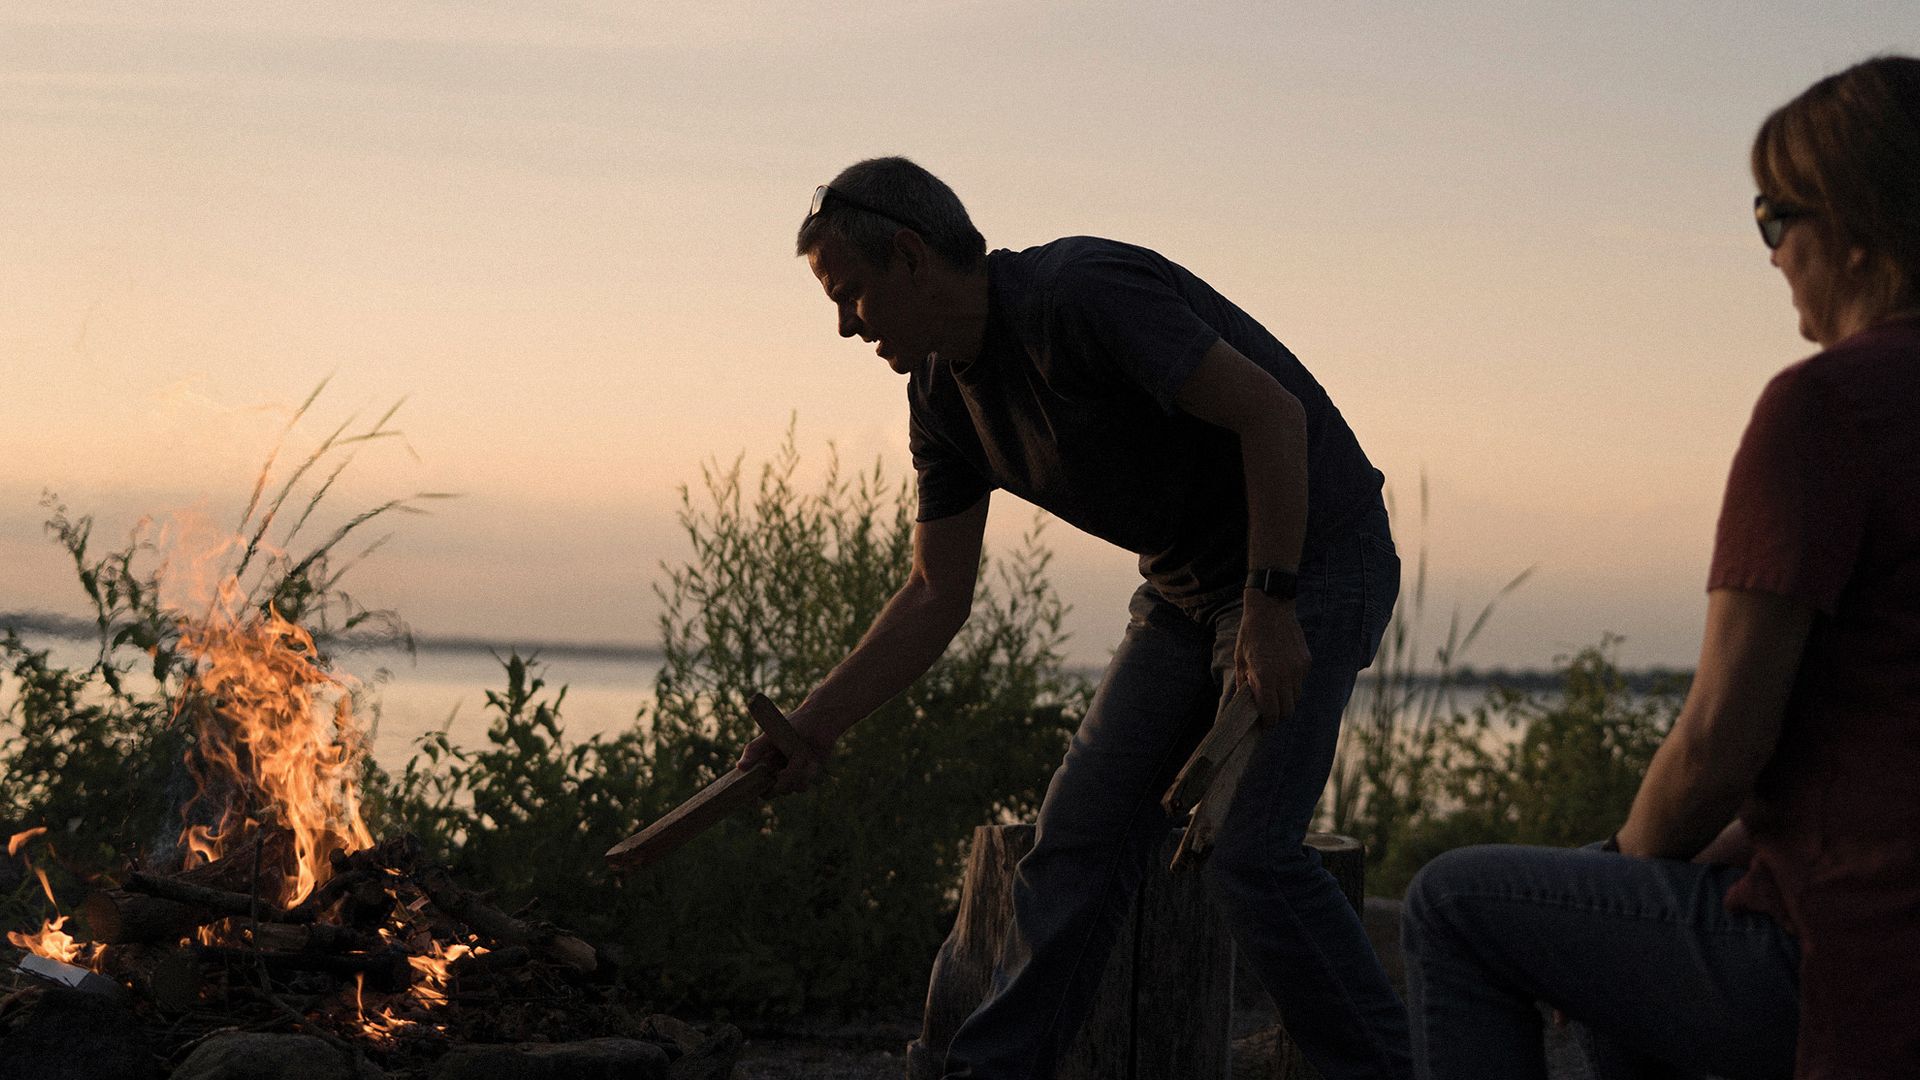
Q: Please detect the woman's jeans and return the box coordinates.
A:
[941,504,1413,1079]
[1402,845,1801,1080]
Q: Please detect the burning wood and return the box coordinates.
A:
[3,552,735,1077]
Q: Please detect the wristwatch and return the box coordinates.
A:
[1245,566,1299,601]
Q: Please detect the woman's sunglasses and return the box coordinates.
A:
[1754,194,1814,250]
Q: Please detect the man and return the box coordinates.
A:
[740,157,1412,1080]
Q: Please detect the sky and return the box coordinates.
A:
[3,2,1916,671]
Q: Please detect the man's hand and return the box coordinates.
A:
[1236,590,1312,725]
[737,707,838,795]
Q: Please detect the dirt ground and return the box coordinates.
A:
[733,1016,917,1080]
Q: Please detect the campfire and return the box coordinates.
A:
[3,558,737,1077]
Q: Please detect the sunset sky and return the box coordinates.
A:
[4,4,1916,671]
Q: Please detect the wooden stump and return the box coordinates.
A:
[907,824,1234,1080]
[908,827,1367,1080]
[1271,833,1366,1080]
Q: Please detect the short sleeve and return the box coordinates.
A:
[1708,364,1871,613]
[1048,250,1221,414]
[909,398,992,523]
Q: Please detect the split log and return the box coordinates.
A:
[172,829,295,894]
[448,945,531,982]
[239,920,384,954]
[189,944,413,993]
[415,864,600,976]
[81,888,208,945]
[123,871,289,921]
[96,944,205,1012]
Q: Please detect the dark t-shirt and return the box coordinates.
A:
[908,236,1384,604]
[1711,315,1920,1078]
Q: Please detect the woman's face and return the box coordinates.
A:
[1771,215,1865,348]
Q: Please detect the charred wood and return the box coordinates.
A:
[414,864,600,975]
[188,944,414,993]
[81,888,209,945]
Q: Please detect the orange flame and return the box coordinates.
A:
[8,826,47,858]
[174,579,373,908]
[5,859,92,968]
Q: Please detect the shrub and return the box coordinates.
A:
[379,433,1087,1016]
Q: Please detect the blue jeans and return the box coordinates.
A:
[942,504,1412,1079]
[1401,845,1801,1080]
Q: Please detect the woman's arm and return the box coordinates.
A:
[1616,587,1813,860]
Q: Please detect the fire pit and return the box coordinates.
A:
[3,569,738,1079]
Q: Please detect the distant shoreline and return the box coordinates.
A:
[3,609,1691,691]
[0,610,664,664]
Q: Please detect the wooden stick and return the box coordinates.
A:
[604,692,797,872]
[1161,686,1262,822]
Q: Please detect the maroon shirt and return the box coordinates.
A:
[1711,314,1920,1079]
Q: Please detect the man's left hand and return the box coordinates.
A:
[1236,590,1312,725]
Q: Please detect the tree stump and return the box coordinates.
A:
[1270,833,1366,1080]
[907,824,1237,1080]
[908,827,1366,1080]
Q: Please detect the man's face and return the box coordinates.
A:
[807,231,931,375]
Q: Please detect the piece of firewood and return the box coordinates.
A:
[1168,724,1262,870]
[240,920,383,954]
[81,888,209,945]
[1161,686,1262,822]
[123,871,290,921]
[189,944,413,992]
[414,864,600,976]
[604,693,805,872]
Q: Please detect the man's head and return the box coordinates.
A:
[796,156,986,271]
[797,157,989,374]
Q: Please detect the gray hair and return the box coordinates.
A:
[795,157,987,270]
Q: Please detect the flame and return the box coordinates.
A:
[8,827,47,857]
[5,862,92,967]
[174,580,373,908]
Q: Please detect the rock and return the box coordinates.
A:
[170,1033,383,1080]
[431,1038,671,1080]
[668,1023,742,1080]
[633,1013,704,1056]
[0,986,158,1080]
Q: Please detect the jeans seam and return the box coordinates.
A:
[1423,888,1786,935]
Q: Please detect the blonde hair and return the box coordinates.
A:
[1752,56,1920,318]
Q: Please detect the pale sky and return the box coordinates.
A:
[4,3,1916,670]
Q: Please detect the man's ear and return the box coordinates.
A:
[894,228,929,278]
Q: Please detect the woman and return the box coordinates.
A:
[1401,56,1920,1080]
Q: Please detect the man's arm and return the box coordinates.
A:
[1616,587,1812,860]
[1173,338,1311,721]
[738,493,989,792]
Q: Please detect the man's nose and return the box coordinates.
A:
[838,308,861,338]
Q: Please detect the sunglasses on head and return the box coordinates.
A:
[1754,194,1814,250]
[807,184,927,238]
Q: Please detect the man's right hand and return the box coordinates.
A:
[737,709,837,795]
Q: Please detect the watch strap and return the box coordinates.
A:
[1245,566,1299,601]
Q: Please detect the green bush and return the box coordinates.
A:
[378,434,1086,1016]
[1318,483,1687,897]
[1356,641,1686,897]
